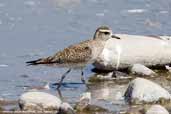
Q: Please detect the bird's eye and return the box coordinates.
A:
[104,32,110,35]
[84,46,89,50]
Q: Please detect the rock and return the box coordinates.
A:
[19,91,75,113]
[96,72,114,80]
[57,102,75,114]
[114,91,123,100]
[124,78,171,104]
[19,91,62,111]
[146,105,169,114]
[130,64,156,76]
[124,107,142,114]
[79,92,91,103]
[89,71,131,82]
[94,34,171,71]
[112,71,128,78]
[75,92,91,111]
[165,65,171,72]
[75,92,108,113]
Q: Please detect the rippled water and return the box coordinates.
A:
[1,0,171,113]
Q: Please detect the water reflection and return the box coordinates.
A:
[53,0,80,9]
[89,80,126,104]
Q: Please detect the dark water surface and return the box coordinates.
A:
[1,0,171,113]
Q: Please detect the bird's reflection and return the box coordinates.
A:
[52,82,86,89]
[57,89,63,101]
[89,83,125,102]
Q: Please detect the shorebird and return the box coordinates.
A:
[26,26,119,89]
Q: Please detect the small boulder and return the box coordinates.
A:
[146,105,169,114]
[124,78,171,104]
[90,71,130,82]
[57,102,75,114]
[75,92,108,113]
[130,64,156,76]
[19,91,62,111]
[75,92,91,111]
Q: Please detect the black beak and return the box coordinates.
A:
[111,35,121,39]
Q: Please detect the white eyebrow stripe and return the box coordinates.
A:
[99,30,111,32]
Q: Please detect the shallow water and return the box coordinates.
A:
[1,0,171,113]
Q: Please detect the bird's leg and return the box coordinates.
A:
[81,70,86,84]
[57,89,63,101]
[57,68,71,89]
[81,70,90,89]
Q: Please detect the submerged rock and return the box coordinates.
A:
[19,91,62,111]
[89,71,131,82]
[75,92,108,113]
[146,105,169,114]
[75,92,91,111]
[57,102,75,114]
[124,78,171,104]
[130,64,156,76]
[165,65,171,72]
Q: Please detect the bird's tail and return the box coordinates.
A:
[26,59,44,65]
[26,52,62,65]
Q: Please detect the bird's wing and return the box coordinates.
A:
[26,40,93,65]
[50,40,93,63]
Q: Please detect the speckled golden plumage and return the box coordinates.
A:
[46,40,93,64]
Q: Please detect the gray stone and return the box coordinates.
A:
[19,91,62,111]
[95,71,130,80]
[75,92,91,111]
[146,105,169,114]
[19,91,75,113]
[57,102,75,114]
[124,78,171,104]
[130,64,156,76]
[165,65,171,72]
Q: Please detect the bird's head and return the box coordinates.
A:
[93,26,112,40]
[93,26,120,41]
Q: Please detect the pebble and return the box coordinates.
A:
[130,64,156,76]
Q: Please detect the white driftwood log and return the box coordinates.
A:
[94,34,171,70]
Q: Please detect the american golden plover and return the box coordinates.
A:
[26,26,119,89]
